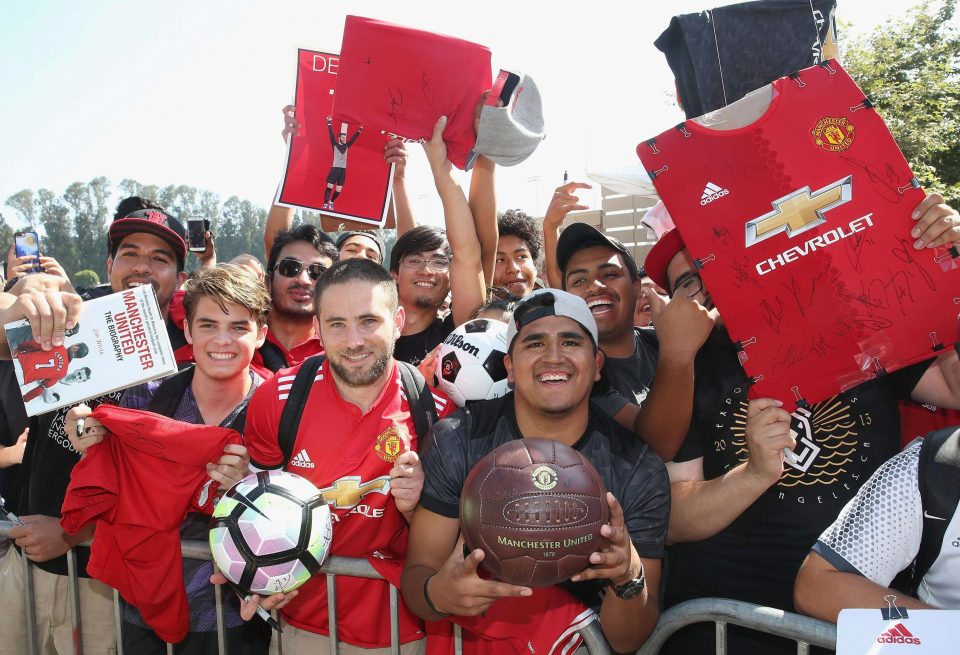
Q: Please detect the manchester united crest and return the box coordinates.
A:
[811,116,855,152]
[374,426,405,462]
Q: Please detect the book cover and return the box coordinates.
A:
[6,285,177,416]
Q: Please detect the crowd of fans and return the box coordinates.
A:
[0,97,957,655]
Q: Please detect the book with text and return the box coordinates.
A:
[6,285,177,416]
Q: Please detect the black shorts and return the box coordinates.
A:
[326,166,346,186]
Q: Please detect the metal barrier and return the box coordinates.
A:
[0,523,609,655]
[636,598,838,655]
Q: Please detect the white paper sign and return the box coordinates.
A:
[837,609,960,653]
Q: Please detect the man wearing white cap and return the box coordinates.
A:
[402,289,669,654]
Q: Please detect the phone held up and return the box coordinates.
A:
[14,231,42,274]
[186,216,207,253]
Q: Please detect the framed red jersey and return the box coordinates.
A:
[638,60,959,411]
[331,16,492,170]
[275,49,394,227]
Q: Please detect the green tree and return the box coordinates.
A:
[842,0,960,204]
[73,269,100,289]
[64,177,111,279]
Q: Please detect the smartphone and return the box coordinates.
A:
[186,216,207,253]
[14,231,42,274]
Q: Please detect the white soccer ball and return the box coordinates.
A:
[437,318,509,407]
[210,470,333,595]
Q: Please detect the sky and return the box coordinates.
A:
[0,0,922,229]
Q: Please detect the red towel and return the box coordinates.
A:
[61,404,241,643]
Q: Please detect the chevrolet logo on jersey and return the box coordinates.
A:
[745,176,852,247]
[318,476,390,509]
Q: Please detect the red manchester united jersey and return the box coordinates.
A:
[244,359,452,648]
[638,60,958,410]
[16,341,69,386]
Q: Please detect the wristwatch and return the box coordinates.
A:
[608,569,646,600]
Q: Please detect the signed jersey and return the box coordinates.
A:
[638,60,958,412]
[244,359,453,647]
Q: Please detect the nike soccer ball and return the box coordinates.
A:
[437,318,509,407]
[210,470,333,595]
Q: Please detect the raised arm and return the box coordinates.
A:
[468,155,499,285]
[423,116,485,325]
[627,292,712,460]
[264,105,299,259]
[542,181,590,289]
[386,138,414,234]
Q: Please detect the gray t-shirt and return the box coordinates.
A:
[593,327,659,417]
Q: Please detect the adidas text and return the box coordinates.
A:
[700,182,729,206]
[291,449,316,469]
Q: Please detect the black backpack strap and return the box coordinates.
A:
[257,341,289,373]
[911,426,960,592]
[276,355,325,467]
[398,361,438,440]
[146,366,196,417]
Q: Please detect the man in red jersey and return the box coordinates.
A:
[240,258,453,654]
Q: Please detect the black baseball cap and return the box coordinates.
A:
[556,223,640,282]
[108,209,187,265]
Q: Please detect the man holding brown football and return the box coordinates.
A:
[401,289,670,653]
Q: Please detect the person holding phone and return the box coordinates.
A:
[12,231,42,275]
[5,243,67,285]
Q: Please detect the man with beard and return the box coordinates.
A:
[555,222,712,461]
[239,258,454,653]
[0,204,196,654]
[401,289,670,654]
[391,117,486,366]
[250,224,338,377]
[644,191,960,655]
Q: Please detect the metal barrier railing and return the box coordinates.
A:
[1,523,610,655]
[636,597,838,655]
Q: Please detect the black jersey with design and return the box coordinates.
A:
[662,341,929,654]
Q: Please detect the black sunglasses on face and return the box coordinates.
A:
[273,258,327,281]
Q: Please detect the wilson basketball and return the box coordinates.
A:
[460,438,609,587]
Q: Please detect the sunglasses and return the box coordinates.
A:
[273,258,327,281]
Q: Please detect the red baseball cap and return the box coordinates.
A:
[108,209,187,264]
[643,228,686,291]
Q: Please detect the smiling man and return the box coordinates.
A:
[239,258,454,654]
[402,289,669,654]
[556,224,711,460]
[64,264,269,655]
[0,201,192,655]
[390,117,486,366]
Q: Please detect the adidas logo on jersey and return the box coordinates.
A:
[877,623,921,645]
[700,182,729,205]
[290,448,316,469]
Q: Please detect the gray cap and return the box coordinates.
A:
[506,289,599,349]
[466,71,546,170]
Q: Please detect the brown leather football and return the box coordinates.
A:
[460,437,610,587]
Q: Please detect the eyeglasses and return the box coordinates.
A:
[273,258,327,281]
[670,272,704,299]
[401,256,451,272]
